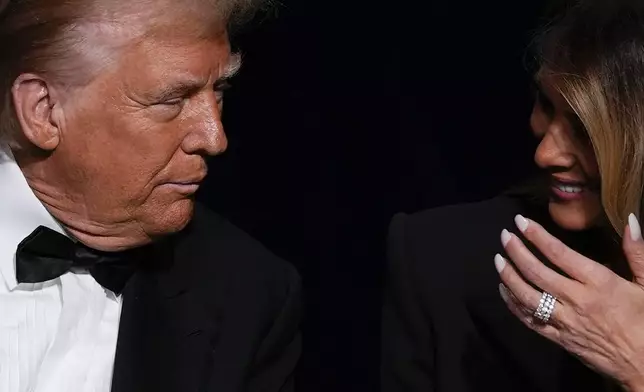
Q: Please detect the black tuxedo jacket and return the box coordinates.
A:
[381,195,617,392]
[110,204,302,392]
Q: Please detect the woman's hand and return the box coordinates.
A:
[496,214,644,392]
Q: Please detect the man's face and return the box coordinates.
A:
[46,27,234,246]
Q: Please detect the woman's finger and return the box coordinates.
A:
[499,283,562,341]
[495,254,559,320]
[624,214,644,285]
[501,229,581,300]
[514,215,614,285]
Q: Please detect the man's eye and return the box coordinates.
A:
[214,81,231,103]
[160,98,183,106]
[215,80,232,91]
[215,80,232,95]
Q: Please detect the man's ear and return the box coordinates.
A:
[11,74,62,151]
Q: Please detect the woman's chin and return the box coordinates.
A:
[548,201,602,231]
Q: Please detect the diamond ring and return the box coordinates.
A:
[533,291,557,324]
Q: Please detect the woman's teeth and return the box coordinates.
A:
[555,184,583,193]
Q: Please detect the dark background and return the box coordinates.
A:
[199,1,547,390]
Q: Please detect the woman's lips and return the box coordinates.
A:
[550,177,590,201]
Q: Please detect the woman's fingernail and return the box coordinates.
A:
[499,283,510,302]
[501,229,511,247]
[629,213,642,242]
[494,253,506,273]
[515,214,529,232]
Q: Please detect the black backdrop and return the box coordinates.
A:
[198,1,547,390]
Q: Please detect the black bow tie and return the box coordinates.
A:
[15,226,148,294]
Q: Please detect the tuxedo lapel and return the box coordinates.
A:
[111,238,219,392]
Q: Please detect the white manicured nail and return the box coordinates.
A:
[499,284,510,302]
[494,254,506,273]
[629,213,642,242]
[501,229,511,247]
[515,214,529,232]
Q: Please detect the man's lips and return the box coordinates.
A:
[162,172,207,193]
[162,182,201,195]
[168,179,204,185]
[164,169,208,186]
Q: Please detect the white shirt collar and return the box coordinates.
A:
[0,147,67,291]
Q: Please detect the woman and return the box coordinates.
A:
[382,1,644,391]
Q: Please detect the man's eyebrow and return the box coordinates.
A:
[151,77,206,102]
[147,54,242,102]
[219,53,242,80]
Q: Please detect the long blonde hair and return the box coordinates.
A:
[533,0,644,234]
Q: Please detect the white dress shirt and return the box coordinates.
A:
[0,147,123,392]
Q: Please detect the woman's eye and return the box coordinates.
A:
[569,116,591,143]
[536,91,555,118]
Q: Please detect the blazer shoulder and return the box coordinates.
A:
[387,195,530,284]
[396,195,525,237]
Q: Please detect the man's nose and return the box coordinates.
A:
[181,96,228,156]
[534,124,575,170]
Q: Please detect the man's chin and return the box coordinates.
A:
[146,198,196,237]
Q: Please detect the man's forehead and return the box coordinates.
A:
[133,34,233,71]
[116,43,239,97]
[167,52,241,84]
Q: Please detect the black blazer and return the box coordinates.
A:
[110,204,302,392]
[381,195,615,392]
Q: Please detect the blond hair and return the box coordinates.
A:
[533,0,644,234]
